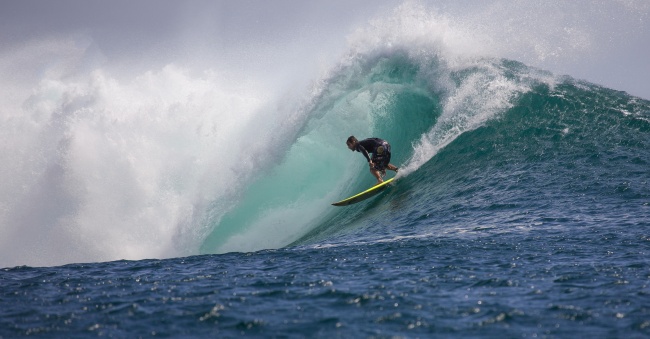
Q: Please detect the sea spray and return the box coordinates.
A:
[0,61,281,267]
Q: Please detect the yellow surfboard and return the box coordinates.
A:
[332,178,395,206]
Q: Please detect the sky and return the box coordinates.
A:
[1,0,649,99]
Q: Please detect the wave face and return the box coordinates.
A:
[300,72,650,246]
[202,53,650,254]
[1,2,649,268]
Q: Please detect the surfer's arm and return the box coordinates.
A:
[358,145,371,163]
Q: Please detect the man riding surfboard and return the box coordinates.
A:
[346,136,399,185]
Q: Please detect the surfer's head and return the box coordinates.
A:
[346,136,358,151]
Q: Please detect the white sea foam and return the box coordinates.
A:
[0,43,285,266]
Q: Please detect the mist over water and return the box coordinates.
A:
[1,65,272,265]
[1,1,648,268]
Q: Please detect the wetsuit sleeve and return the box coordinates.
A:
[357,145,371,163]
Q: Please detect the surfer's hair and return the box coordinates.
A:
[346,136,357,144]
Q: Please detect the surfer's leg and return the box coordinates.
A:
[370,167,384,184]
[379,149,396,173]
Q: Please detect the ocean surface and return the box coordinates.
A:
[2,2,650,337]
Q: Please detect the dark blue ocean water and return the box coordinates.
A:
[2,229,650,337]
[2,41,650,338]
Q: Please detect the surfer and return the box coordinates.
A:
[346,136,399,185]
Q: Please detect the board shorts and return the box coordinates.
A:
[371,142,391,171]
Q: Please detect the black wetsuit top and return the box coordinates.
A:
[354,138,392,170]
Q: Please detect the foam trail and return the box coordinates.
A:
[401,63,535,176]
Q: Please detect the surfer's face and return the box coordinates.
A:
[347,141,356,151]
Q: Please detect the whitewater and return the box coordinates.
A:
[1,1,650,336]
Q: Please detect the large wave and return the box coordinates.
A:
[198,5,547,255]
[1,2,648,268]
